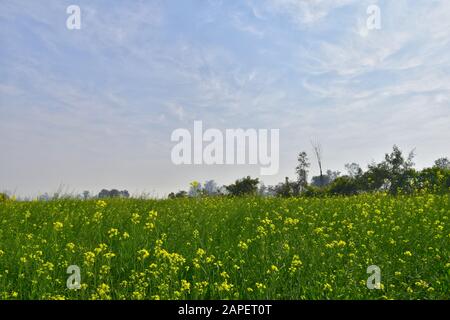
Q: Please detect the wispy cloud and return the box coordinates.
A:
[264,0,360,26]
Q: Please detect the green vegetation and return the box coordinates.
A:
[168,145,450,198]
[0,193,448,300]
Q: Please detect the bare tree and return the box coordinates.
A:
[311,140,324,187]
[405,148,416,169]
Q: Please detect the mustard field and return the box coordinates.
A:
[0,194,449,300]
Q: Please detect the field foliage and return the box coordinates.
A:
[0,194,449,299]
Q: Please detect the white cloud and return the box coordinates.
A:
[231,12,264,38]
[266,0,359,26]
[167,103,185,121]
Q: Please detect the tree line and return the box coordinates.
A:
[0,189,132,201]
[1,145,448,201]
[168,145,450,198]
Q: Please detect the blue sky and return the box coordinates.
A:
[1,0,449,197]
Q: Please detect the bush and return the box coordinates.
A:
[303,186,327,197]
[168,191,188,199]
[225,176,259,196]
[328,176,359,195]
[0,193,9,202]
[416,168,450,194]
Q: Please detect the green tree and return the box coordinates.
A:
[295,151,310,193]
[328,176,359,195]
[434,157,450,170]
[225,176,259,196]
[360,145,416,194]
[273,177,298,197]
[345,163,363,179]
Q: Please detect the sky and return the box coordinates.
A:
[1,0,449,197]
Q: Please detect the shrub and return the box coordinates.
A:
[0,193,9,202]
[328,176,359,195]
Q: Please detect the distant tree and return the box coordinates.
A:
[295,151,310,193]
[303,185,327,197]
[120,190,130,198]
[98,189,110,198]
[384,146,416,194]
[327,170,340,182]
[266,185,277,197]
[345,163,363,179]
[406,149,416,169]
[109,189,121,198]
[434,157,450,170]
[311,170,340,187]
[298,145,449,196]
[168,190,188,199]
[311,175,326,187]
[177,190,188,197]
[38,193,51,201]
[258,182,269,197]
[272,177,301,197]
[203,180,219,196]
[328,176,359,195]
[384,145,415,173]
[417,167,450,194]
[225,176,259,196]
[361,145,416,194]
[275,177,293,197]
[188,181,202,197]
[362,161,390,191]
[97,189,129,198]
[82,190,90,200]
